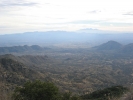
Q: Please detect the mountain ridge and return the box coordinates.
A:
[0,45,49,54]
[0,31,133,46]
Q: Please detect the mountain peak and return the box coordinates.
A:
[94,40,122,50]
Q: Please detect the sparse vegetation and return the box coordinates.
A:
[12,80,82,100]
[81,86,129,100]
[0,41,133,100]
[12,80,60,100]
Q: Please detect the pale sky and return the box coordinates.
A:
[0,0,133,34]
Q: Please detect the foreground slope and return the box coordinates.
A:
[0,56,46,100]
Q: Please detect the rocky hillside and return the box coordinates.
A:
[0,56,46,100]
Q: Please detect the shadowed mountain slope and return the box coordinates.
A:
[0,54,52,69]
[0,57,45,85]
[121,43,133,53]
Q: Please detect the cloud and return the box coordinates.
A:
[69,20,103,24]
[0,0,133,34]
[88,10,101,14]
[100,22,133,27]
[123,11,133,16]
[69,19,133,28]
[0,25,8,28]
[0,0,37,7]
[0,2,37,7]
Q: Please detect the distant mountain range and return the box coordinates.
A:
[0,30,133,46]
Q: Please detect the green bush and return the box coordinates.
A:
[61,92,81,100]
[12,80,61,100]
[81,86,128,100]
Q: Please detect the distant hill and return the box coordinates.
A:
[93,41,133,54]
[121,43,133,53]
[0,45,48,54]
[93,40,123,51]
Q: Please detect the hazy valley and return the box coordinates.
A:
[0,37,133,99]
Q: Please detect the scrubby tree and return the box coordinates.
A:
[12,80,61,100]
[61,91,81,100]
[81,85,128,100]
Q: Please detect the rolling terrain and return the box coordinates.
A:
[0,40,133,100]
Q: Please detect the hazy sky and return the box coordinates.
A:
[0,0,133,34]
